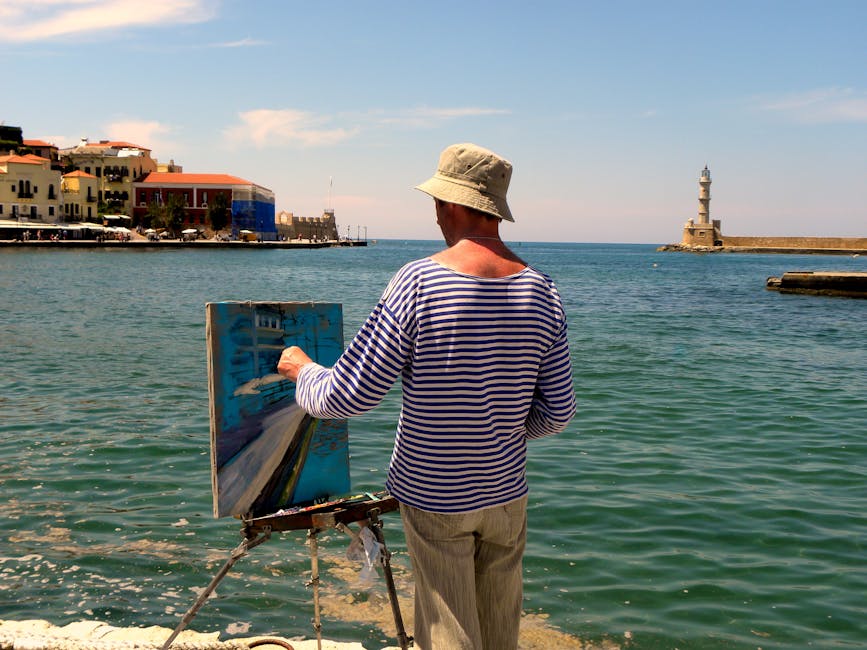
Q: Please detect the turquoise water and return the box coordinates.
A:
[1,241,865,649]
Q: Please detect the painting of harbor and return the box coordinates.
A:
[205,300,350,518]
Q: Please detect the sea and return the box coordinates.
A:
[0,241,865,650]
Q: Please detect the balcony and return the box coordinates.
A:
[17,191,34,199]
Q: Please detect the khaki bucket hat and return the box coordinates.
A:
[415,143,514,222]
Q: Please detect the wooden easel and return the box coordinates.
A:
[161,493,412,650]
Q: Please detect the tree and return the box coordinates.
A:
[207,193,230,232]
[143,195,185,234]
[165,194,186,233]
[144,200,163,229]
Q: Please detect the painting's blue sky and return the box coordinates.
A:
[3,1,865,243]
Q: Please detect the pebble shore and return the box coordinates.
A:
[0,618,392,650]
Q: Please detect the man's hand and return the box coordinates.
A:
[277,346,313,382]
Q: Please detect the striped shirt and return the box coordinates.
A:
[295,257,576,513]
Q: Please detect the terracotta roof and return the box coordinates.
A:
[140,172,253,186]
[84,140,151,151]
[63,170,98,179]
[23,139,56,148]
[0,154,46,165]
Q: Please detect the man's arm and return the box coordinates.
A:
[525,325,576,439]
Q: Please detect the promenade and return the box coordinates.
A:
[0,238,367,250]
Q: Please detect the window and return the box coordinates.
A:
[49,206,54,216]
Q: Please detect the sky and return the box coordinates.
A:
[2,0,865,243]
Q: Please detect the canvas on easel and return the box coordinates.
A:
[205,301,350,519]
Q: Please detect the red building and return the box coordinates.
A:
[132,173,244,228]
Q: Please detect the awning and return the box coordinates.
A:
[0,220,63,229]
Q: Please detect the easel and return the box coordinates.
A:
[161,493,412,650]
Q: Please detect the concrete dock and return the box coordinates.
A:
[766,271,867,298]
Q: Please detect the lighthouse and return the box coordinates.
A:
[698,165,711,224]
[680,165,721,248]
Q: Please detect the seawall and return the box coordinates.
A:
[660,235,867,255]
[722,235,867,249]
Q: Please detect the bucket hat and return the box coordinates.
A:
[415,143,514,222]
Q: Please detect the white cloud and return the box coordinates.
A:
[224,109,357,149]
[211,37,268,48]
[104,119,175,158]
[223,104,511,149]
[377,106,511,128]
[0,0,216,43]
[758,87,867,123]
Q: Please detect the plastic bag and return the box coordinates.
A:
[346,526,383,587]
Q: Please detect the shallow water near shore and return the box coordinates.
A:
[1,241,866,649]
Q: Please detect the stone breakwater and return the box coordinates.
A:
[659,235,867,255]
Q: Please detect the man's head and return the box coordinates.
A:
[415,143,514,222]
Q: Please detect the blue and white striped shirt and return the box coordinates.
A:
[295,257,576,513]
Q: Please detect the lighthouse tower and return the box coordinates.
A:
[698,165,711,224]
[680,165,721,248]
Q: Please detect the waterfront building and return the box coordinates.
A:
[59,139,158,217]
[60,170,100,223]
[0,153,62,224]
[133,172,276,238]
[23,139,61,170]
[157,159,184,173]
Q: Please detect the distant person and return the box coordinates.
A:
[277,143,576,650]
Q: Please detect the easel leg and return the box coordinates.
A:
[161,529,271,650]
[367,510,413,649]
[307,528,323,650]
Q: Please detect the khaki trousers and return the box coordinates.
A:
[400,496,528,650]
